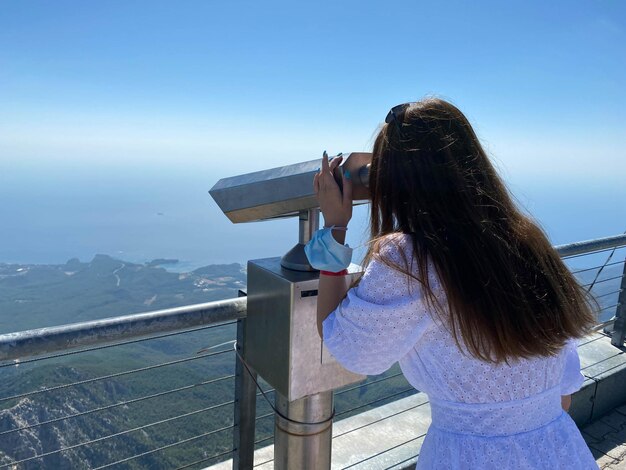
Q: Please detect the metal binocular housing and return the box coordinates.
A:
[209,152,371,271]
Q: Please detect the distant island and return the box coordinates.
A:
[145,258,179,267]
[0,254,247,334]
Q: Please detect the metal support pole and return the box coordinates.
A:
[611,258,626,347]
[233,290,257,470]
[274,207,333,468]
[274,390,334,470]
[281,209,320,271]
[300,208,320,245]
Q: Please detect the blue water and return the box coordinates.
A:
[0,161,623,325]
[0,163,624,271]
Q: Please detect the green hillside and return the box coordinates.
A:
[0,256,413,469]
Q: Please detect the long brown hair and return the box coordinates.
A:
[359,97,596,363]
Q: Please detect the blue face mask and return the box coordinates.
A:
[304,227,353,272]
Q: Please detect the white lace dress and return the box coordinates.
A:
[323,234,598,469]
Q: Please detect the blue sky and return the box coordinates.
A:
[2,1,624,176]
[0,1,624,264]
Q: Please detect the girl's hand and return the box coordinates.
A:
[313,151,353,227]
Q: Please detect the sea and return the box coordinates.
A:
[0,160,624,329]
[0,163,624,273]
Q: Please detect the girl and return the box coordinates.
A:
[309,98,598,469]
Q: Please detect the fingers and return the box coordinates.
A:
[342,169,353,208]
[316,151,352,224]
[321,151,343,176]
[329,161,342,178]
[325,155,343,185]
[321,151,329,173]
[329,155,343,172]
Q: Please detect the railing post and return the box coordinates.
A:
[611,258,626,347]
[233,290,257,470]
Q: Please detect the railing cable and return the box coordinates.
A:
[172,448,235,470]
[334,399,430,439]
[0,402,234,469]
[582,275,624,289]
[584,233,624,294]
[595,289,623,300]
[256,388,275,397]
[341,433,426,469]
[255,412,273,421]
[0,320,237,368]
[255,435,273,446]
[572,260,625,275]
[599,303,621,313]
[592,318,617,332]
[234,342,335,426]
[335,372,404,396]
[92,424,234,470]
[335,388,416,418]
[0,348,232,403]
[381,440,425,470]
[0,374,235,436]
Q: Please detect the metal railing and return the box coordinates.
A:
[0,297,247,362]
[0,233,625,469]
[0,319,243,469]
[555,234,626,346]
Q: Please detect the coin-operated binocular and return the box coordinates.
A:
[210,152,371,469]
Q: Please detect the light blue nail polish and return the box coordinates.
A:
[344,169,351,180]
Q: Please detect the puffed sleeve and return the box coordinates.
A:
[322,235,433,375]
[560,338,585,395]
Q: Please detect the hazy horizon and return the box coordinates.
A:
[1,162,624,270]
[1,0,624,268]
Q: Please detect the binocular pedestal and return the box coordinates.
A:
[274,390,334,469]
[210,155,373,468]
[245,257,364,469]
